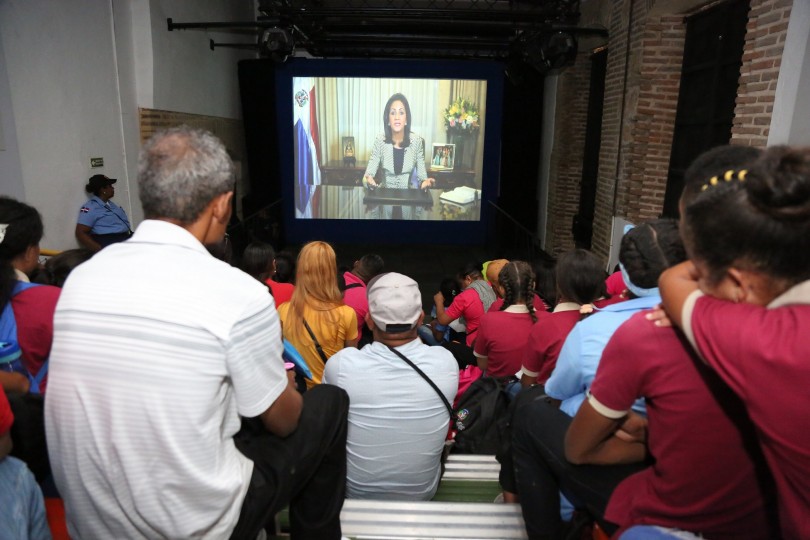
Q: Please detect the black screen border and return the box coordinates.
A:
[274,57,504,245]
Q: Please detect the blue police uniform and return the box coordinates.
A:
[77,196,131,247]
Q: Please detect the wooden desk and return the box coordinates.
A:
[320,161,476,189]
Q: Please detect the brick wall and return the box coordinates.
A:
[546,0,793,260]
[731,0,793,146]
[543,50,591,257]
[591,0,654,261]
[619,14,685,225]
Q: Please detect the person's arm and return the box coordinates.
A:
[0,371,30,394]
[659,260,700,329]
[520,372,538,387]
[363,136,383,187]
[259,370,302,437]
[544,327,584,401]
[0,432,11,460]
[75,224,101,251]
[344,308,359,348]
[433,291,454,325]
[565,399,647,465]
[475,355,488,372]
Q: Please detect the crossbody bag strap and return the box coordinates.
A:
[303,318,329,364]
[385,344,456,421]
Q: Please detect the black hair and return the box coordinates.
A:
[532,255,557,310]
[684,145,810,285]
[498,260,537,322]
[0,197,44,310]
[241,241,276,282]
[356,254,385,282]
[35,249,94,288]
[438,277,459,307]
[205,236,234,265]
[383,93,412,148]
[681,145,763,208]
[456,261,483,284]
[555,249,607,305]
[619,219,686,290]
[273,251,296,284]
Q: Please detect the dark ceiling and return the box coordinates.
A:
[168,0,607,70]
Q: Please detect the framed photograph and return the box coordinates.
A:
[430,143,455,171]
[342,136,356,166]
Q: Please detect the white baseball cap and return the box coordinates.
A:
[367,272,422,333]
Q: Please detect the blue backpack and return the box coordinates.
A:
[0,281,48,394]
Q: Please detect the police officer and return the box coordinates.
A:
[75,174,132,251]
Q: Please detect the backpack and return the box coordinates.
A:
[451,377,510,455]
[0,281,48,394]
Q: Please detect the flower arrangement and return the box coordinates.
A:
[444,97,480,135]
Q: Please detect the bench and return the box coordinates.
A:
[340,499,527,539]
[273,454,528,539]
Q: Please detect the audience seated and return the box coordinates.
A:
[511,145,779,539]
[521,249,607,387]
[0,389,50,539]
[323,272,458,500]
[45,127,349,539]
[544,219,685,417]
[277,241,358,388]
[34,249,94,289]
[432,261,495,368]
[418,276,464,346]
[531,255,558,311]
[488,258,549,312]
[240,241,295,304]
[474,261,542,389]
[341,253,385,346]
[0,197,61,396]
[272,250,296,284]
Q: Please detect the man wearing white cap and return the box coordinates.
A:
[323,272,459,501]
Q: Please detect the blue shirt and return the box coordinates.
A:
[77,196,130,234]
[545,294,660,417]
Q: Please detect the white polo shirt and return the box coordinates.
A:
[45,220,287,539]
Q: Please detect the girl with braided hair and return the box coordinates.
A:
[473,261,542,388]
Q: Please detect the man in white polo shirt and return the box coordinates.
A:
[45,126,349,539]
[323,272,458,500]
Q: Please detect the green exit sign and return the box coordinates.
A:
[90,157,104,168]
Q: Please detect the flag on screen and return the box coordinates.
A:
[293,78,322,218]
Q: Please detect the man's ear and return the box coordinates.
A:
[212,191,234,224]
[365,313,376,330]
[417,311,425,327]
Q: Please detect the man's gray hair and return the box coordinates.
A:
[138,126,234,224]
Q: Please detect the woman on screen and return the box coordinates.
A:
[363,93,435,219]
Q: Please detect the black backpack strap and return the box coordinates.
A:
[344,282,363,290]
[386,344,456,421]
[303,319,329,364]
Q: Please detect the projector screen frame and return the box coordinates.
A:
[274,57,504,245]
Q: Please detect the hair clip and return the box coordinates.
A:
[0,224,7,244]
[701,169,748,192]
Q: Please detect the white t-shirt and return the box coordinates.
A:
[45,220,287,539]
[323,339,458,500]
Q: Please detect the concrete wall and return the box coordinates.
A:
[0,0,254,251]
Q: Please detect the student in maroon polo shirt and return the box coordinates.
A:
[474,261,542,382]
[521,249,608,387]
[661,145,810,539]
[512,145,778,539]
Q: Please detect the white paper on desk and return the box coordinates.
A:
[439,186,481,205]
